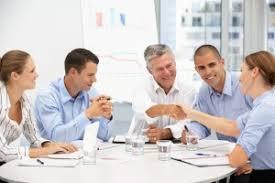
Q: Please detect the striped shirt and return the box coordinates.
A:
[0,82,48,162]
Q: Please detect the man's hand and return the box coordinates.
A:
[85,95,113,119]
[146,124,172,143]
[167,104,186,120]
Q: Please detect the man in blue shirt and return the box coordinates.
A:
[35,48,112,142]
[183,44,252,143]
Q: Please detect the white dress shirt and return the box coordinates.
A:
[129,73,197,138]
[0,82,48,162]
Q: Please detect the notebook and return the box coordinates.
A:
[17,158,80,168]
[171,151,229,167]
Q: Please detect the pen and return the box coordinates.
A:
[36,159,44,165]
[195,153,227,157]
[184,125,189,133]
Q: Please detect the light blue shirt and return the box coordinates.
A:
[188,72,253,142]
[35,78,111,142]
[236,90,275,170]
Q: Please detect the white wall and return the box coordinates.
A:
[0,0,84,88]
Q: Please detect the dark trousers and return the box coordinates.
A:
[219,174,250,183]
[0,162,8,183]
[250,169,275,183]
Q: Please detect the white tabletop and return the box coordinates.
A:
[0,140,236,183]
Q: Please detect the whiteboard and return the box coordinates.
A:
[81,0,158,102]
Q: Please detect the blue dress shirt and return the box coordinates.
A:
[187,72,253,142]
[35,78,111,142]
[236,90,275,170]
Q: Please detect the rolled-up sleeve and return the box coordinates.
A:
[236,109,271,157]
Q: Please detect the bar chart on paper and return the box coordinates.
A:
[81,0,158,102]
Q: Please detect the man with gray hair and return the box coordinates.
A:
[128,44,196,143]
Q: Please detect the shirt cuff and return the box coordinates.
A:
[144,113,159,125]
[165,124,183,139]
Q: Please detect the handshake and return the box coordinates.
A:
[165,104,191,120]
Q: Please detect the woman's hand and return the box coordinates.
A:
[42,142,78,154]
[235,163,253,176]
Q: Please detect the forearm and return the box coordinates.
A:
[96,118,111,141]
[228,145,249,168]
[146,104,170,118]
[29,147,49,158]
[188,109,240,136]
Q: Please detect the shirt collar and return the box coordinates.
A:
[209,71,233,96]
[59,78,84,104]
[253,90,274,107]
[0,81,26,110]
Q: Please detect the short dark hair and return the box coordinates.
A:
[193,44,221,61]
[64,48,99,74]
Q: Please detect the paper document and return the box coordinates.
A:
[17,158,80,168]
[47,150,83,159]
[83,121,99,150]
[171,151,229,167]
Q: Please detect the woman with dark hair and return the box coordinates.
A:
[0,50,77,164]
[180,51,275,183]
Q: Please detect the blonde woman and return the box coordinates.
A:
[0,50,77,164]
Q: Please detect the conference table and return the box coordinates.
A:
[0,140,236,183]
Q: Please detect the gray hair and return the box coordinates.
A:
[144,44,174,67]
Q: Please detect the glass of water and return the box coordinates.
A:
[125,135,132,152]
[186,131,199,151]
[157,140,172,161]
[83,146,97,165]
[131,135,145,155]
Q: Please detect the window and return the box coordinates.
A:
[228,0,244,71]
[232,16,240,26]
[192,17,203,26]
[212,32,220,39]
[267,1,275,54]
[268,32,274,39]
[229,32,239,39]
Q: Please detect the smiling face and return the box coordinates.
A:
[14,57,38,90]
[148,52,176,93]
[194,51,225,92]
[73,61,97,91]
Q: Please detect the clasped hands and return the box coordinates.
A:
[85,95,113,119]
[166,104,190,120]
